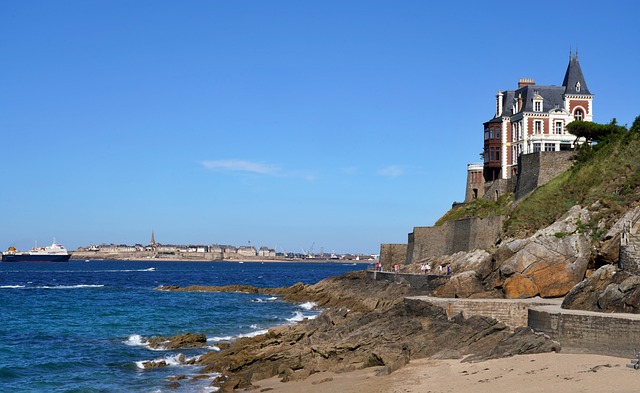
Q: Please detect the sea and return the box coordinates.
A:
[0,260,368,392]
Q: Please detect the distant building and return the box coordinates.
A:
[258,246,276,257]
[237,246,257,257]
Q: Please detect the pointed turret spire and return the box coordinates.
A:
[562,52,590,95]
[150,230,156,246]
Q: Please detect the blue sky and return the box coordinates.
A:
[1,1,639,254]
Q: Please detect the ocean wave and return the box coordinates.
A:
[238,329,269,338]
[298,301,316,310]
[207,335,233,343]
[135,353,198,369]
[123,334,167,351]
[251,296,279,303]
[286,311,306,323]
[37,284,105,289]
[1,284,104,289]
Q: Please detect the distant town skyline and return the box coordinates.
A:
[2,1,640,253]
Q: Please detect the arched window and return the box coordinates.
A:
[575,109,583,121]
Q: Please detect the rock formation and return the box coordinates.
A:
[562,264,640,313]
[423,205,595,299]
[161,272,560,392]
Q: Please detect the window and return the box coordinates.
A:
[484,128,489,140]
[555,121,563,134]
[544,143,555,152]
[495,149,500,161]
[576,82,581,92]
[534,101,541,112]
[533,143,541,152]
[496,129,500,139]
[534,121,542,134]
[489,127,494,139]
[575,109,583,121]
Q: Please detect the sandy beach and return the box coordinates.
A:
[247,352,639,393]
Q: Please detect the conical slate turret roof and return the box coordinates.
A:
[562,54,591,95]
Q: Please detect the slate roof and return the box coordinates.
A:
[486,55,591,123]
[562,55,591,95]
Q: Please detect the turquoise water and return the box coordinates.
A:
[0,260,367,392]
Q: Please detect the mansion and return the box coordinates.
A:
[467,53,593,201]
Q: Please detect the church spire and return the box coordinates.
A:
[150,230,156,246]
[562,51,590,95]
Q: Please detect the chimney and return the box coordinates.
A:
[518,78,535,88]
[517,93,523,112]
[496,90,503,117]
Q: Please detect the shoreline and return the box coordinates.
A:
[70,252,374,264]
[245,353,636,393]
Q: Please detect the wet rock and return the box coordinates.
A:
[147,333,207,350]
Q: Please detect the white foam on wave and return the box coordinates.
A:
[298,301,316,310]
[37,284,105,289]
[286,311,305,323]
[123,334,167,351]
[124,334,146,347]
[0,285,26,289]
[207,335,233,342]
[135,353,202,369]
[238,329,269,338]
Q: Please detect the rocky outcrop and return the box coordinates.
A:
[159,271,413,313]
[197,297,559,392]
[146,333,208,350]
[159,272,559,391]
[490,205,593,298]
[562,265,640,313]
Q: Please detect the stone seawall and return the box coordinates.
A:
[410,295,640,358]
[408,296,560,330]
[528,305,640,357]
[379,244,407,267]
[406,216,503,263]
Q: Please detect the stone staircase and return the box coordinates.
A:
[619,212,640,274]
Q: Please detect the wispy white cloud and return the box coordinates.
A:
[201,159,316,181]
[377,165,404,178]
[201,160,278,175]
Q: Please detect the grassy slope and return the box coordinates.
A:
[437,121,640,240]
[505,129,640,238]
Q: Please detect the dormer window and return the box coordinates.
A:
[576,82,581,92]
[533,94,543,112]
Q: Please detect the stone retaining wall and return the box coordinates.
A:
[409,296,640,357]
[379,244,408,267]
[408,296,560,330]
[406,216,503,263]
[528,305,640,357]
[515,151,575,200]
